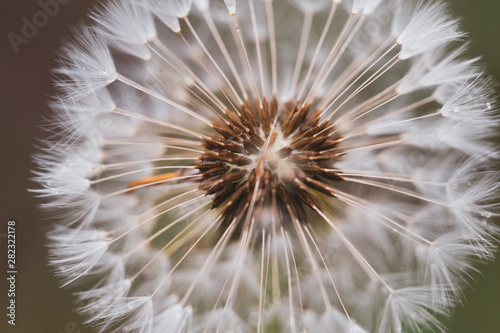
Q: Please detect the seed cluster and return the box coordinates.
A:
[197,96,344,225]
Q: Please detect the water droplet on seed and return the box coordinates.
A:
[480,210,492,218]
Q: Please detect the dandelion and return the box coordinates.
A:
[33,0,499,332]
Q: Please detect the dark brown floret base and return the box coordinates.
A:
[197,96,344,227]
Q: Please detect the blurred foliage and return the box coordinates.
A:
[443,1,500,332]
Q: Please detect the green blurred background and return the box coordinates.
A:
[0,0,499,332]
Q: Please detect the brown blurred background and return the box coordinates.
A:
[1,0,499,332]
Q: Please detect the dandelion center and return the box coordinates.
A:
[198,96,342,226]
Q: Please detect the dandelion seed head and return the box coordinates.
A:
[33,0,499,332]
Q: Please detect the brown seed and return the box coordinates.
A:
[203,137,243,153]
[289,153,310,164]
[276,187,292,226]
[199,176,222,191]
[205,171,245,195]
[271,94,278,120]
[225,110,249,132]
[243,139,260,154]
[277,146,293,159]
[303,135,330,150]
[293,178,320,210]
[303,176,336,197]
[248,130,266,148]
[222,183,249,217]
[196,161,224,171]
[278,185,307,224]
[301,109,322,130]
[202,150,252,166]
[317,139,339,150]
[202,166,228,177]
[240,103,257,128]
[299,164,323,175]
[284,103,310,137]
[261,96,271,134]
[281,100,298,126]
[308,152,338,161]
[245,98,258,121]
[320,169,343,181]
[291,136,315,150]
[212,182,238,208]
[211,123,236,139]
